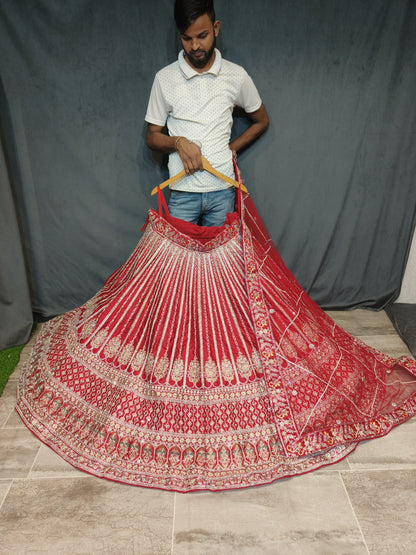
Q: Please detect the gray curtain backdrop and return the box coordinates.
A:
[1,0,416,349]
[0,77,33,348]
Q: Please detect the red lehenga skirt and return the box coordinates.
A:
[16,187,416,492]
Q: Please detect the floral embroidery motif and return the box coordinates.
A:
[90,329,108,349]
[154,356,169,379]
[131,350,146,375]
[171,360,184,382]
[204,358,219,383]
[79,318,97,339]
[188,359,201,384]
[118,343,134,366]
[236,354,252,378]
[221,360,235,383]
[103,336,121,359]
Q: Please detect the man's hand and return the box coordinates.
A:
[176,138,203,175]
[145,124,203,175]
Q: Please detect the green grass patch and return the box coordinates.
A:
[0,324,37,397]
[0,343,24,396]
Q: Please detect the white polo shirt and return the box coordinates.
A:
[145,49,262,192]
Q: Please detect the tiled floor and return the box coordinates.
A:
[1,310,415,554]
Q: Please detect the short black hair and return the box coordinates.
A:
[174,0,216,34]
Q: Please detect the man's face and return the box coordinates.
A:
[180,13,220,72]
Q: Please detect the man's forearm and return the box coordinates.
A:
[229,121,268,154]
[146,128,177,153]
[229,103,269,155]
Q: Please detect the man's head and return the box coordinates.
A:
[174,0,216,34]
[174,0,220,71]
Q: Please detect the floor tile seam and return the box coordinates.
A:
[27,443,43,479]
[348,465,416,472]
[339,472,370,555]
[355,333,405,339]
[26,473,89,480]
[170,492,177,555]
[0,479,13,511]
[2,406,25,428]
[340,466,416,474]
[0,406,15,428]
[14,475,93,484]
[355,331,398,337]
[346,455,353,470]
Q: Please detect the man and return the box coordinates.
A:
[145,0,269,226]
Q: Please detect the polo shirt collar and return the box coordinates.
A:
[178,48,222,79]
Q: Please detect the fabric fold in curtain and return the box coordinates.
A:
[0,77,33,349]
[0,0,416,324]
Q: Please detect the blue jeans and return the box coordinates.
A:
[168,188,236,227]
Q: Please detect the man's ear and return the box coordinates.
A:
[213,20,220,37]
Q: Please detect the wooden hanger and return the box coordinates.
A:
[150,156,248,195]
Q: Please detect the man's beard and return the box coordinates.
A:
[187,35,216,69]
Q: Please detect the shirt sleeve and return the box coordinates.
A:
[235,70,262,113]
[145,74,170,126]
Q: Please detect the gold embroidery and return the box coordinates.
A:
[288,329,308,351]
[221,359,235,382]
[91,329,108,349]
[204,358,218,383]
[251,350,262,371]
[171,359,184,382]
[188,359,201,384]
[141,443,153,463]
[81,301,97,320]
[280,337,297,359]
[118,343,134,366]
[155,445,167,466]
[232,444,244,467]
[79,318,98,339]
[131,350,146,374]
[219,445,231,468]
[237,354,252,378]
[154,356,169,379]
[168,447,181,466]
[145,355,154,377]
[104,336,121,358]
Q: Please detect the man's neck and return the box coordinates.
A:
[185,50,216,74]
